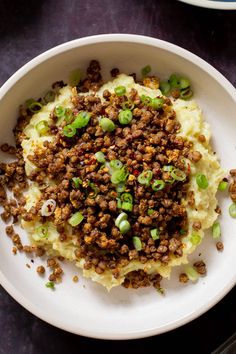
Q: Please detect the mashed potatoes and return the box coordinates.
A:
[21,74,224,290]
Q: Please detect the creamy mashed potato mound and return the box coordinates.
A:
[21,74,224,290]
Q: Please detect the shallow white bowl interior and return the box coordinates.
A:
[0,34,236,339]
[179,0,236,9]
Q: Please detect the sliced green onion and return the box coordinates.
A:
[121,101,135,110]
[69,68,81,86]
[115,212,128,227]
[180,88,193,100]
[45,281,55,289]
[119,220,131,234]
[121,202,133,212]
[100,117,115,132]
[150,97,164,110]
[218,181,228,191]
[141,65,151,77]
[147,209,154,216]
[114,86,126,96]
[25,98,35,108]
[72,111,90,129]
[133,236,142,251]
[44,90,55,103]
[110,159,123,170]
[63,124,77,138]
[118,109,133,125]
[36,225,48,238]
[171,168,186,182]
[121,193,133,211]
[163,165,173,172]
[64,108,73,123]
[184,266,199,282]
[88,182,99,199]
[116,183,126,193]
[190,233,201,245]
[229,203,236,218]
[168,74,180,88]
[28,101,43,113]
[196,174,208,189]
[121,193,133,203]
[111,167,128,184]
[180,229,186,235]
[212,222,221,239]
[150,228,159,240]
[95,151,106,163]
[137,170,153,186]
[55,106,66,118]
[160,81,170,95]
[179,77,190,89]
[35,120,49,136]
[72,177,82,189]
[152,180,165,191]
[141,95,152,105]
[68,212,84,227]
[116,197,122,209]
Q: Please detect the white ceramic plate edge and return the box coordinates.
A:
[179,0,236,10]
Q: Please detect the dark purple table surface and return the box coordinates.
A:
[0,1,236,353]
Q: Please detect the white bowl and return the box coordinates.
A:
[179,0,236,10]
[0,34,236,339]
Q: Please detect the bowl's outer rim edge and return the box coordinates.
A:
[0,33,236,339]
[179,0,236,10]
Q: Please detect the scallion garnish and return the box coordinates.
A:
[218,180,228,191]
[55,106,66,118]
[170,168,186,182]
[35,120,49,136]
[72,177,82,189]
[180,88,193,100]
[137,170,153,186]
[114,86,126,96]
[68,212,84,227]
[95,151,106,163]
[212,222,221,239]
[36,225,48,238]
[28,101,43,113]
[45,281,55,289]
[133,236,142,251]
[229,203,236,218]
[116,183,126,193]
[119,220,131,234]
[72,111,90,129]
[99,117,115,132]
[190,233,201,245]
[118,109,133,125]
[63,124,77,138]
[141,65,151,77]
[163,165,173,172]
[150,228,159,240]
[110,160,123,170]
[184,266,199,282]
[196,174,209,189]
[120,193,133,212]
[160,81,170,96]
[111,167,128,184]
[152,180,165,191]
[88,182,99,199]
[150,97,164,110]
[147,209,154,216]
[115,212,128,227]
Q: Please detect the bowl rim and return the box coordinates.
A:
[0,33,236,339]
[179,0,236,10]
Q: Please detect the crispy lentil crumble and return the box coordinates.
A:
[0,60,225,290]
